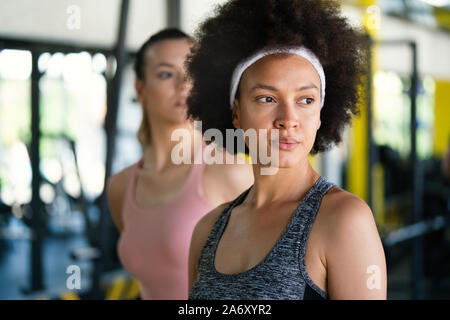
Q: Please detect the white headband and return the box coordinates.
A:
[230,46,326,109]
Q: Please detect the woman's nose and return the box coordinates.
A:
[274,102,299,130]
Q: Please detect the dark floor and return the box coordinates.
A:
[0,217,93,300]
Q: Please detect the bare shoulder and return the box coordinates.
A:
[321,186,377,232]
[107,165,134,195]
[106,164,135,233]
[319,186,387,299]
[319,186,379,245]
[323,185,371,210]
[203,150,254,205]
[216,152,254,190]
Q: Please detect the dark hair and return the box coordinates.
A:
[186,0,369,154]
[134,28,192,148]
[134,28,193,81]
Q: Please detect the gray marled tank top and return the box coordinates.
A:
[189,176,335,300]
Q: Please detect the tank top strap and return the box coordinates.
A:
[180,139,209,199]
[294,176,335,230]
[295,176,335,299]
[218,186,252,233]
[121,158,144,225]
[196,186,252,273]
[190,138,207,172]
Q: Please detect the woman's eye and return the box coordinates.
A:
[158,72,173,79]
[257,96,275,103]
[299,97,314,105]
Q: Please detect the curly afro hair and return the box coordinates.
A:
[186,0,369,155]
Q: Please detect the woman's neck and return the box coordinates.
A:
[142,121,200,173]
[246,157,320,209]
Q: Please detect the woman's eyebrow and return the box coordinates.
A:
[251,84,278,92]
[298,84,319,91]
[155,62,175,69]
[250,83,319,92]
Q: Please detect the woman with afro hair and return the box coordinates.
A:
[187,0,387,300]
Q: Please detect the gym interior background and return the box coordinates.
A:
[0,0,449,300]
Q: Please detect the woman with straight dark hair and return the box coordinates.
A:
[107,28,253,300]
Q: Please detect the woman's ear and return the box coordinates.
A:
[232,100,241,129]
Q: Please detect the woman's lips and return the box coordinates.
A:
[278,141,300,150]
[277,138,300,151]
